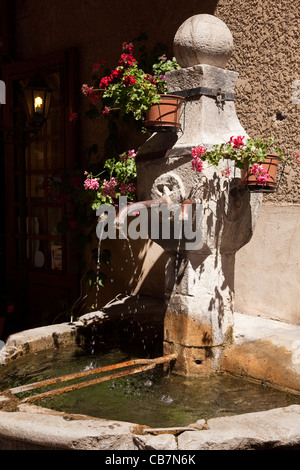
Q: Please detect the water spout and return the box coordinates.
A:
[114,194,172,229]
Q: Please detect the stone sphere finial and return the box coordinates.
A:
[173,14,234,69]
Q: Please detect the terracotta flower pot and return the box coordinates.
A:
[239,154,281,192]
[144,94,184,132]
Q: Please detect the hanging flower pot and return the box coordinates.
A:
[190,136,294,193]
[238,154,282,192]
[144,94,184,132]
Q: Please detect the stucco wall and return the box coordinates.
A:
[235,205,300,324]
[215,0,300,205]
[215,1,300,324]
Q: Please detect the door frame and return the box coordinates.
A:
[1,48,79,329]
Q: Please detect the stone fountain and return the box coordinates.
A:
[135,14,262,375]
[0,14,299,451]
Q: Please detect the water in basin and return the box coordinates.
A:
[1,345,300,428]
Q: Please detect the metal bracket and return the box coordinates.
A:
[169,87,234,103]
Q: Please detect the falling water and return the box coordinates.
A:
[95,238,102,311]
[118,219,140,298]
[174,214,183,289]
[121,235,143,343]
[69,274,88,324]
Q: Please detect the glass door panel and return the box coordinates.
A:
[27,141,45,170]
[28,174,45,198]
[29,206,45,235]
[50,243,63,271]
[48,207,63,236]
[47,140,61,170]
[47,106,61,136]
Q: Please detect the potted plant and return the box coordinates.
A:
[191,136,288,192]
[81,42,183,132]
[39,149,137,297]
[82,149,137,209]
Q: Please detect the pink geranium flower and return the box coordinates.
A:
[84,177,100,190]
[101,178,118,198]
[191,145,206,159]
[251,163,270,183]
[103,106,111,115]
[191,145,206,173]
[119,183,136,195]
[127,149,136,158]
[120,149,136,160]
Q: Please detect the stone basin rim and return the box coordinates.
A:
[0,309,300,450]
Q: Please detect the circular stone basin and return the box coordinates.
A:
[1,345,300,429]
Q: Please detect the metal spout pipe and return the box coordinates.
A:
[115,194,172,227]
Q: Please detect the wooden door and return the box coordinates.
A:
[2,48,79,331]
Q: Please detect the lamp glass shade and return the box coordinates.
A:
[24,75,52,126]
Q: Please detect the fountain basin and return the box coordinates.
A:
[0,300,300,450]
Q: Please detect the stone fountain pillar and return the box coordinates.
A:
[136,14,262,376]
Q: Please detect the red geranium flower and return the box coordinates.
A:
[122,42,134,54]
[99,76,112,90]
[119,53,136,67]
[229,135,245,148]
[123,75,136,86]
[110,67,123,80]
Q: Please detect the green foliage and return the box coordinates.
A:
[102,64,161,121]
[206,136,284,170]
[86,269,107,290]
[53,149,137,304]
[105,153,136,184]
[84,150,137,210]
[152,55,181,94]
[81,41,181,124]
[65,36,181,311]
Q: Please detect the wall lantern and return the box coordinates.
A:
[23,73,52,126]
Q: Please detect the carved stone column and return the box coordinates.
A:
[136,14,262,375]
